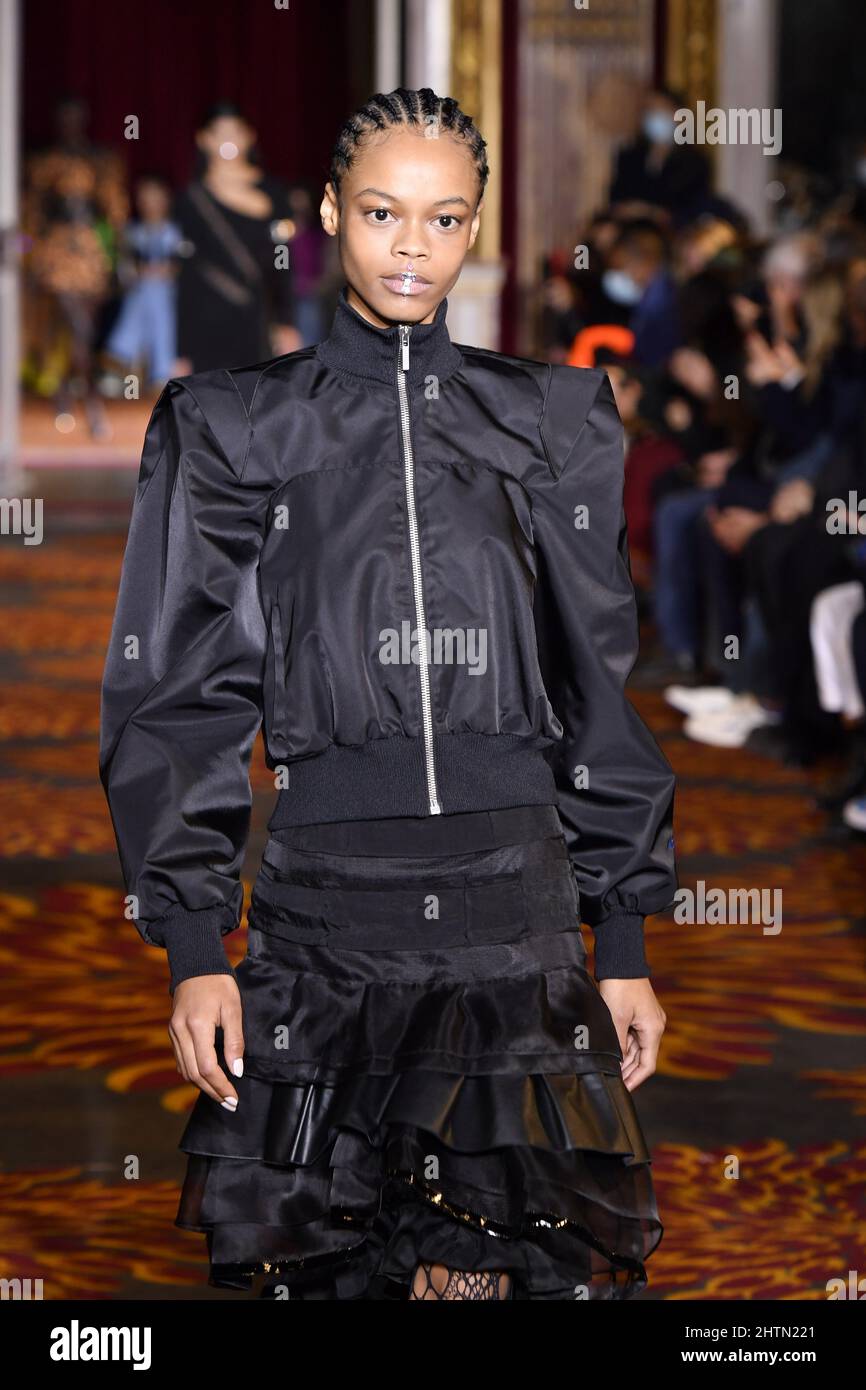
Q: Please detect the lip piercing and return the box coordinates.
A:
[400,264,417,295]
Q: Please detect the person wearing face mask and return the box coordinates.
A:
[610,87,711,228]
[600,220,684,368]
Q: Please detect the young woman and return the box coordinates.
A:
[99,88,678,1301]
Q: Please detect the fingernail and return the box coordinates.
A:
[221,1097,237,1110]
[232,1058,244,1077]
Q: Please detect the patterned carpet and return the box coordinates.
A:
[1,531,865,1300]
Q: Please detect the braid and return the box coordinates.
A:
[328,87,489,208]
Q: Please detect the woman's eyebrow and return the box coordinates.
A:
[354,186,472,210]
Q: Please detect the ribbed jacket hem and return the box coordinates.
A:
[268,732,559,826]
[590,912,650,980]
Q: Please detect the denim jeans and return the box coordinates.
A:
[651,486,719,660]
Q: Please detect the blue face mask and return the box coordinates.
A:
[602,268,644,306]
[643,111,676,145]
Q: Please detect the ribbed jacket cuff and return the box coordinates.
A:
[153,908,238,995]
[591,912,651,980]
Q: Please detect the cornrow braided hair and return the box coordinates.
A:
[328,87,489,209]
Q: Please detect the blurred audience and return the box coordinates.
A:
[541,98,866,835]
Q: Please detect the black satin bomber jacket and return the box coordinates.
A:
[98,284,678,991]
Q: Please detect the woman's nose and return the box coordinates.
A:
[393,234,429,260]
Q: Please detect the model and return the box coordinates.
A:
[99,86,678,1301]
[171,100,298,374]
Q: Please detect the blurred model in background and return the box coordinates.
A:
[171,100,300,375]
[103,173,183,391]
[22,94,128,438]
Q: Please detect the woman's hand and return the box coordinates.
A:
[598,978,666,1091]
[744,330,785,385]
[744,331,805,387]
[169,975,245,1110]
[769,477,815,524]
[706,503,769,553]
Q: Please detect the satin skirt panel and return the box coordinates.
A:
[175,805,663,1300]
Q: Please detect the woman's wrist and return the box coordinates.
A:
[156,909,237,995]
[590,911,650,980]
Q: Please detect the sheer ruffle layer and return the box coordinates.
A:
[176,1065,662,1300]
[179,1065,648,1165]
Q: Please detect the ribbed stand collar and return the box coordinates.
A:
[315,283,463,389]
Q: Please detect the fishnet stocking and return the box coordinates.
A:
[409,1262,512,1300]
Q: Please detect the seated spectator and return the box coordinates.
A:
[601,219,683,367]
[610,86,712,228]
[602,353,685,591]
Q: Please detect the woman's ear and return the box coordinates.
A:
[467,198,484,249]
[320,182,339,236]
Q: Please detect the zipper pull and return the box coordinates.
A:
[400,324,410,372]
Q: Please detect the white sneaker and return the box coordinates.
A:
[842,795,866,831]
[683,694,782,748]
[664,684,736,716]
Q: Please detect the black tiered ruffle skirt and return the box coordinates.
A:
[175,804,663,1299]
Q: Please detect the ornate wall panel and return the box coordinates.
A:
[516,0,654,344]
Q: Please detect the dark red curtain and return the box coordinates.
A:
[22,0,374,193]
[652,0,667,88]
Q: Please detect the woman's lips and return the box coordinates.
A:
[381,274,432,296]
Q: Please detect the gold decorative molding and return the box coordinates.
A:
[665,0,717,110]
[450,0,501,263]
[509,0,656,352]
[525,0,646,44]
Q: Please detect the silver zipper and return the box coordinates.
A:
[397,322,441,815]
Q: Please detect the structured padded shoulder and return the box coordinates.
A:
[165,369,255,480]
[538,363,608,480]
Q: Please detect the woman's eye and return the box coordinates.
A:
[364,208,461,230]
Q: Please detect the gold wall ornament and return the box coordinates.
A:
[526,0,647,44]
[515,0,654,352]
[665,0,717,112]
[450,0,502,265]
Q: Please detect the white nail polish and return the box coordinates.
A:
[232,1058,244,1077]
[221,1097,237,1110]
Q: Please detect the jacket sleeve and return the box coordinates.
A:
[98,377,268,994]
[531,366,678,980]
